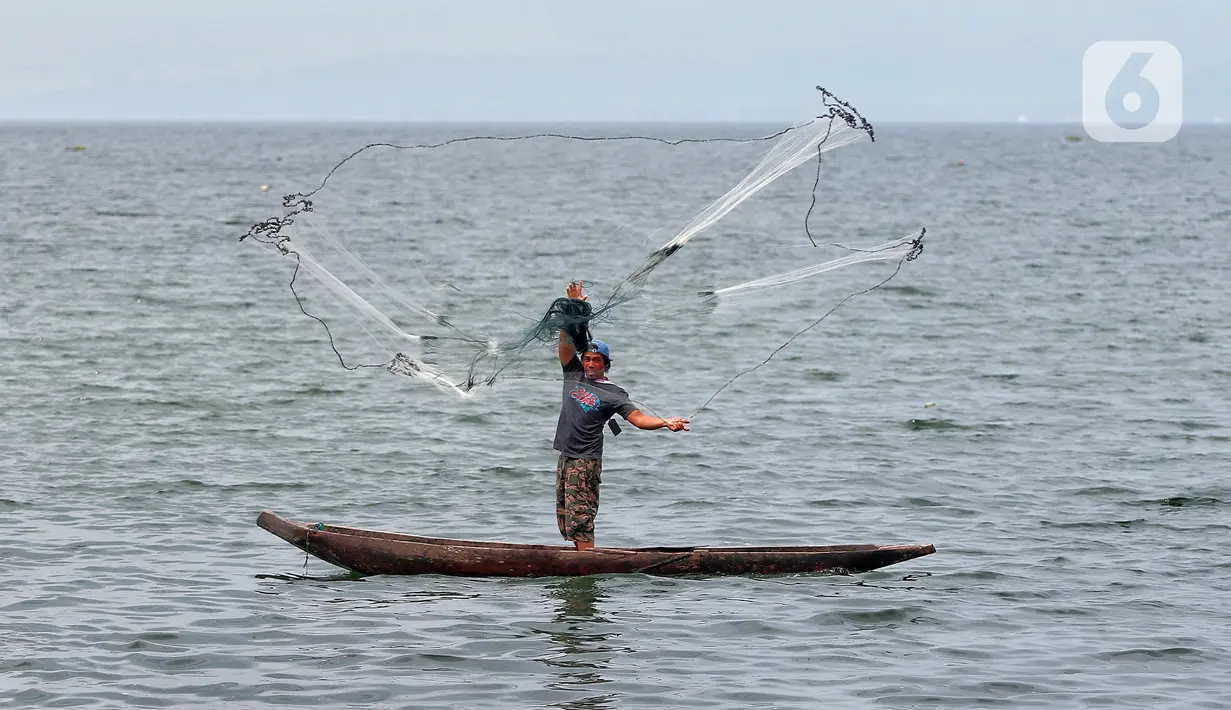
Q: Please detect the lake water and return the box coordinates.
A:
[2,120,1229,709]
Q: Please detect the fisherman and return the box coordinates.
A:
[554,280,690,551]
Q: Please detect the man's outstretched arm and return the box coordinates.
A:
[627,410,690,432]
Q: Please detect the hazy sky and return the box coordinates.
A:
[1,0,1226,121]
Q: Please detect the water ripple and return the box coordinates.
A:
[2,123,1230,709]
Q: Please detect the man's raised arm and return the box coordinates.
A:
[559,280,586,366]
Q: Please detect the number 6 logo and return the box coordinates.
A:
[1083,41,1182,143]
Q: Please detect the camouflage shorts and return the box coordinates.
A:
[556,455,602,543]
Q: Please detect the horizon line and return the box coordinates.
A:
[2,117,1227,126]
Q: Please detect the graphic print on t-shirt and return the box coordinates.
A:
[570,385,600,413]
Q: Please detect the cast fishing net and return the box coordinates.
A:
[241,86,924,417]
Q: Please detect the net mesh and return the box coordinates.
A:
[241,86,925,416]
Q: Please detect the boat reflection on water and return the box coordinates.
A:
[536,576,623,710]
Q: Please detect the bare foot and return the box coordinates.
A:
[574,541,595,551]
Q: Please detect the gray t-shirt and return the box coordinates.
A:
[553,358,638,460]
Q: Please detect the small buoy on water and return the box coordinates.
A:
[260,185,269,191]
[924,402,937,408]
[954,159,965,166]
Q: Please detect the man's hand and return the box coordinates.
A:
[663,417,690,432]
[566,280,586,300]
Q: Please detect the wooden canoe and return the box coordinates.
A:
[257,510,935,578]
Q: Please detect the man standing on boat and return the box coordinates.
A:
[555,280,690,551]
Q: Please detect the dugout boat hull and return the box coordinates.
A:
[256,510,935,578]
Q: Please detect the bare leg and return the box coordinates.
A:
[574,540,595,551]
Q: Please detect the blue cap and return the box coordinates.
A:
[587,340,610,360]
